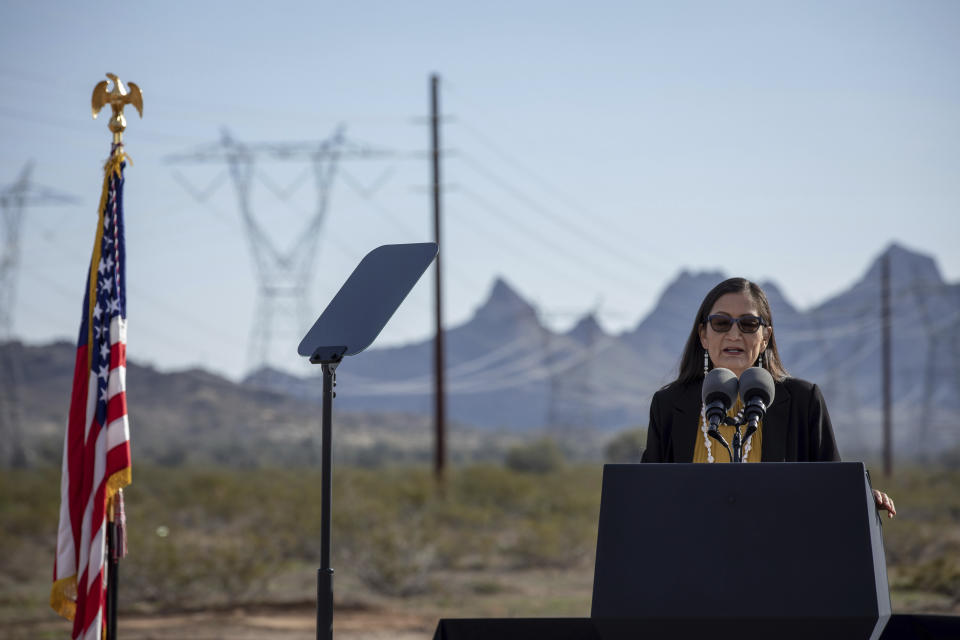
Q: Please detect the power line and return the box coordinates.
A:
[338,167,486,296]
[443,83,672,274]
[446,193,606,296]
[451,113,676,269]
[456,151,668,277]
[18,264,246,364]
[456,185,647,294]
[16,200,267,369]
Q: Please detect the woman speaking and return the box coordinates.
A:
[641,277,896,516]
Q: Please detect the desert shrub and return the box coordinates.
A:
[332,463,602,584]
[332,467,441,595]
[346,515,439,597]
[899,553,960,599]
[505,438,565,473]
[603,428,646,463]
[123,530,278,608]
[509,515,596,569]
[451,464,541,515]
[0,467,61,594]
[119,467,286,608]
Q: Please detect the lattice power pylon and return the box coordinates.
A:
[167,128,390,373]
[0,162,77,466]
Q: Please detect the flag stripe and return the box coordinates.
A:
[109,341,125,366]
[106,392,126,424]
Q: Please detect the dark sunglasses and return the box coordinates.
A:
[705,314,766,334]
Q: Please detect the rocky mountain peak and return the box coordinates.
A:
[633,270,726,330]
[471,276,539,325]
[817,243,946,311]
[566,313,607,345]
[757,280,798,320]
[861,242,944,288]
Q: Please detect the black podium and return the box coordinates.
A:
[591,462,889,639]
[433,616,960,640]
[435,461,960,640]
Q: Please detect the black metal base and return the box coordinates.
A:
[317,568,334,640]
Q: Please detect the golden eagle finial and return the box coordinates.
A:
[91,73,143,144]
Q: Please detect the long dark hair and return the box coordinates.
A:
[674,277,788,385]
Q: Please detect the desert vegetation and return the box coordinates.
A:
[2,453,959,637]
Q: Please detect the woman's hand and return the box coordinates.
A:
[873,489,896,518]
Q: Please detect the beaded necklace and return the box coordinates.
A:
[699,402,755,463]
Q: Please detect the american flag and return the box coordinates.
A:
[51,146,132,640]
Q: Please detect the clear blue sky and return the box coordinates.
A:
[2,1,958,380]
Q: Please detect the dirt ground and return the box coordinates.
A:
[7,564,957,639]
[8,605,435,640]
[5,567,595,640]
[14,595,960,640]
[10,591,960,639]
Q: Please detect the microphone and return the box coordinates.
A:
[702,367,738,429]
[701,368,738,460]
[739,367,776,442]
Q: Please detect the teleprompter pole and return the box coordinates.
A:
[298,243,437,640]
[317,359,339,640]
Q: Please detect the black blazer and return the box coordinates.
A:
[641,377,841,463]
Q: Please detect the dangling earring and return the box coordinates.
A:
[703,351,710,375]
[757,350,765,369]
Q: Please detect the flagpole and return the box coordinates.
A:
[92,73,141,640]
[107,498,118,640]
[50,73,137,640]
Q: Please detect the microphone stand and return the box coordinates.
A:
[705,402,734,462]
[710,415,754,463]
[731,423,744,463]
[736,397,767,463]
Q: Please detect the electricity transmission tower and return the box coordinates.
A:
[0,162,77,466]
[167,128,390,373]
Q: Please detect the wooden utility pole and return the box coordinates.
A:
[881,252,893,477]
[431,73,447,482]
